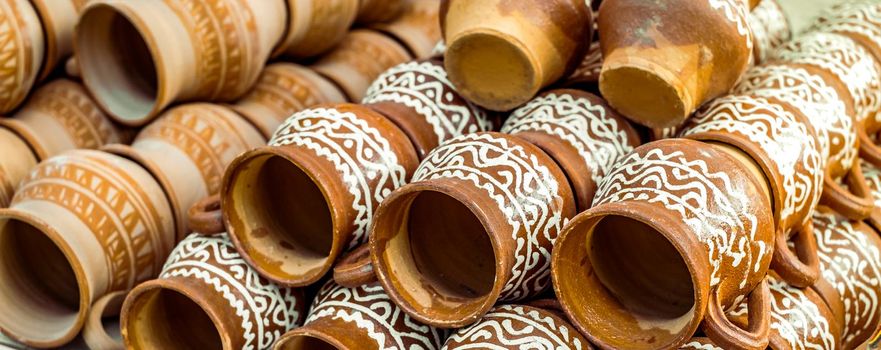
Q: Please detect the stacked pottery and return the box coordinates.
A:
[82,291,127,350]
[371,0,442,59]
[0,127,34,208]
[442,302,592,349]
[748,0,791,64]
[863,159,881,229]
[0,0,44,114]
[273,0,359,59]
[31,0,82,81]
[356,0,406,24]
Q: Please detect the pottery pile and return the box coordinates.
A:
[1,0,881,350]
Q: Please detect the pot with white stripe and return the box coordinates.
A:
[441,302,592,349]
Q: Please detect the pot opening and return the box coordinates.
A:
[276,334,341,350]
[125,288,222,349]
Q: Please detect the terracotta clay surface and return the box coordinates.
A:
[357,0,406,24]
[0,0,44,114]
[30,0,82,81]
[274,0,359,58]
[371,0,442,59]
[0,127,36,208]
[748,0,791,64]
[82,291,126,350]
[442,304,591,349]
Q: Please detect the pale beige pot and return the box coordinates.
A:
[30,0,82,81]
[0,126,36,208]
[0,0,45,114]
[274,0,359,58]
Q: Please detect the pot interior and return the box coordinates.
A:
[125,288,222,349]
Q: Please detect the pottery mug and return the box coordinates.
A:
[371,0,442,59]
[0,0,44,114]
[442,302,592,349]
[748,0,790,65]
[82,290,127,350]
[563,31,603,88]
[440,0,593,111]
[273,0,359,59]
[0,126,37,208]
[0,149,175,347]
[30,0,82,81]
[552,138,775,350]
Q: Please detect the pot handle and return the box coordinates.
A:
[83,291,127,350]
[333,244,377,287]
[188,194,225,235]
[770,221,820,288]
[821,161,875,221]
[702,278,771,350]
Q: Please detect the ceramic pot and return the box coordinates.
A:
[273,0,359,59]
[748,0,790,65]
[371,0,442,59]
[442,303,591,349]
[440,0,593,111]
[552,138,775,350]
[501,89,641,211]
[82,291,126,350]
[273,280,446,350]
[75,0,287,125]
[0,149,175,347]
[0,0,44,114]
[678,338,722,349]
[230,63,347,139]
[0,126,37,208]
[310,29,412,102]
[30,0,82,81]
[122,232,306,350]
[357,0,406,24]
[369,132,575,327]
[597,0,752,128]
[222,104,419,287]
[679,94,825,287]
[564,37,603,87]
[864,160,881,231]
[812,206,881,350]
[362,59,494,159]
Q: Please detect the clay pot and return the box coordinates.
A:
[371,0,442,59]
[440,0,593,111]
[442,304,591,349]
[362,59,494,159]
[122,232,306,350]
[230,63,347,139]
[273,0,359,59]
[75,0,287,125]
[807,2,881,64]
[369,132,575,327]
[0,149,175,347]
[310,29,412,102]
[748,0,790,65]
[564,38,603,87]
[679,94,825,287]
[0,0,44,114]
[501,89,641,211]
[83,291,126,350]
[678,338,722,349]
[597,0,752,128]
[357,0,406,24]
[30,0,82,81]
[222,104,419,287]
[812,206,881,349]
[0,126,37,208]
[552,138,775,350]
[864,160,881,230]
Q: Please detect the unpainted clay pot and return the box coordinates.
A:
[362,59,494,159]
[0,0,44,114]
[501,89,641,211]
[310,29,412,102]
[0,149,175,347]
[679,94,825,287]
[440,0,593,111]
[597,0,752,128]
[230,63,347,139]
[0,126,37,208]
[222,104,419,287]
[75,0,287,125]
[748,0,790,65]
[122,232,306,350]
[369,132,576,327]
[356,0,406,24]
[812,206,881,350]
[371,0,442,59]
[441,303,591,349]
[552,138,775,350]
[30,0,82,81]
[82,290,126,350]
[273,0,359,59]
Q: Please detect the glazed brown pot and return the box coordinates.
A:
[371,0,442,59]
[274,280,446,350]
[552,138,775,350]
[0,126,37,208]
[0,0,44,114]
[122,232,306,350]
[230,63,347,139]
[369,132,575,327]
[597,0,752,128]
[273,0,359,59]
[362,59,494,159]
[222,104,419,287]
[748,0,790,65]
[679,94,825,287]
[440,0,593,111]
[30,0,83,81]
[75,0,287,125]
[0,149,175,347]
[501,89,641,211]
[442,303,591,349]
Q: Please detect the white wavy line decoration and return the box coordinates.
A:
[679,341,724,350]
[708,0,753,52]
[748,0,790,63]
[443,305,583,350]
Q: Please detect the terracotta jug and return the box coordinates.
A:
[371,0,442,59]
[356,0,406,24]
[310,29,412,102]
[83,291,126,350]
[122,232,306,350]
[597,0,752,128]
[0,0,44,114]
[552,138,775,350]
[75,0,287,125]
[30,0,82,81]
[0,126,37,207]
[0,149,175,347]
[273,0,359,59]
[440,0,593,111]
[679,94,825,287]
[222,104,419,287]
[230,63,347,139]
[501,89,641,211]
[748,0,790,65]
[362,59,494,159]
[442,303,591,349]
[369,132,575,327]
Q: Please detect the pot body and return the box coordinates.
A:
[441,304,591,349]
[0,127,36,207]
[30,0,81,80]
[274,0,359,58]
[0,0,44,114]
[748,0,790,65]
[371,0,442,59]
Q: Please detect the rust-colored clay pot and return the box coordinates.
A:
[0,150,175,347]
[222,104,419,287]
[0,0,44,114]
[501,89,640,210]
[30,0,82,81]
[371,0,442,59]
[748,0,790,65]
[0,126,37,208]
[597,0,752,128]
[274,0,359,59]
[564,36,602,87]
[442,303,592,349]
[440,0,593,111]
[552,138,775,350]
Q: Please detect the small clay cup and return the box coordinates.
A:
[442,303,592,349]
[230,63,347,139]
[552,138,775,350]
[273,280,446,350]
[0,0,44,114]
[273,0,359,58]
[371,0,442,59]
[679,94,825,287]
[30,0,82,81]
[440,0,593,111]
[310,29,412,102]
[356,0,406,24]
[501,89,641,211]
[75,0,287,125]
[362,59,494,159]
[748,0,790,65]
[597,0,752,128]
[0,149,175,347]
[82,291,126,350]
[0,126,37,208]
[122,232,306,350]
[369,132,576,327]
[222,104,419,287]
